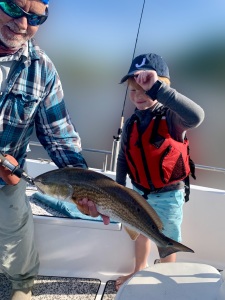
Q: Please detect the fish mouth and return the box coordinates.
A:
[33,178,74,203]
[34,179,47,195]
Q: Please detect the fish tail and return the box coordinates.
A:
[157,239,194,258]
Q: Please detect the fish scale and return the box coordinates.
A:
[34,167,194,258]
[71,181,159,229]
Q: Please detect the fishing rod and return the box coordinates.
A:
[110,0,146,171]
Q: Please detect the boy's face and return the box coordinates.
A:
[128,79,157,110]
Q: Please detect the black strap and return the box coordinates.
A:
[150,114,162,144]
[189,157,196,180]
[184,157,196,202]
[184,176,190,202]
[126,114,138,151]
[150,107,167,146]
[125,115,141,183]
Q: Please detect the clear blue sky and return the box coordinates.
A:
[38,0,225,54]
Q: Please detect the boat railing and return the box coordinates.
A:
[29,141,112,172]
[28,141,225,174]
[194,164,225,174]
[82,148,111,172]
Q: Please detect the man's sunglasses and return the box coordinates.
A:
[0,0,48,26]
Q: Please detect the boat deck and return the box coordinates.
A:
[0,273,117,300]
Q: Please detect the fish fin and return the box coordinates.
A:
[64,183,74,200]
[157,239,194,258]
[157,246,178,258]
[124,226,140,241]
[122,186,164,231]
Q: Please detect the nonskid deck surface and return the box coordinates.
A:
[0,273,117,300]
[28,188,66,218]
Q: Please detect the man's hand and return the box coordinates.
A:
[0,154,21,185]
[77,198,110,225]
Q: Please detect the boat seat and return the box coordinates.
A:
[115,262,224,300]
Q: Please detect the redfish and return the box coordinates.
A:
[34,167,194,258]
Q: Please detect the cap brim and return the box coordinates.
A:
[120,67,156,84]
[120,71,137,84]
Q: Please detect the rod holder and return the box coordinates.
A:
[110,139,121,172]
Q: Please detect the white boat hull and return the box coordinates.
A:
[26,159,225,283]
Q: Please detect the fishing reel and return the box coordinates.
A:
[0,152,34,185]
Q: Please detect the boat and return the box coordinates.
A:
[1,151,225,299]
[1,1,225,299]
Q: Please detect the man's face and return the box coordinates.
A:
[0,0,47,50]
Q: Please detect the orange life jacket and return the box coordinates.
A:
[125,108,194,199]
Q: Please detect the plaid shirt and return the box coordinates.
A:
[0,39,87,178]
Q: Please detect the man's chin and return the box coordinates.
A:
[0,40,23,51]
[0,36,25,51]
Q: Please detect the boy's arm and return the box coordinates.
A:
[157,82,205,129]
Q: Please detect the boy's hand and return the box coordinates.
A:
[134,70,158,91]
[77,198,110,225]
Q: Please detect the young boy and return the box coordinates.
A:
[115,53,205,290]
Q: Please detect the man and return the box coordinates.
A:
[0,1,88,299]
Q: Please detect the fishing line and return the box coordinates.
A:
[114,0,146,139]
